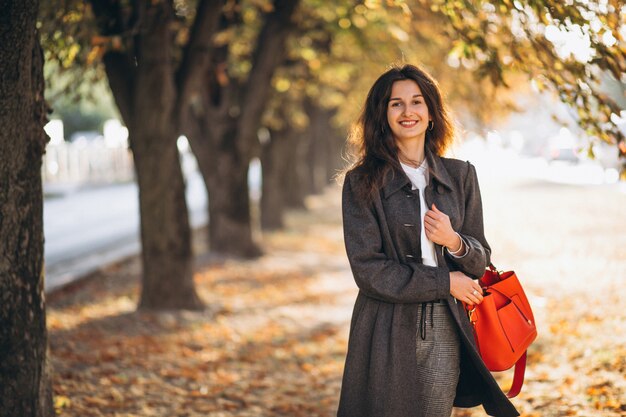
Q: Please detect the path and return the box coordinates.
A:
[48,152,626,416]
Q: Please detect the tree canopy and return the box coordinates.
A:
[40,0,626,163]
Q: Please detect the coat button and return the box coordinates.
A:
[403,223,414,227]
[405,194,412,198]
[437,185,444,194]
[405,254,415,259]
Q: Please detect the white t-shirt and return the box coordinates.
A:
[400,160,438,267]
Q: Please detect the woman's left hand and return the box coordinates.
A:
[424,204,460,249]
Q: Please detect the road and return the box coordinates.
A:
[43,171,208,292]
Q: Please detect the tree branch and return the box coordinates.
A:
[102,51,134,128]
[175,0,226,122]
[237,0,301,155]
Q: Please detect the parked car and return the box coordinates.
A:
[548,146,580,164]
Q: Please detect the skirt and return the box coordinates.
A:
[415,301,461,417]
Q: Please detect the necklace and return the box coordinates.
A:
[398,151,425,169]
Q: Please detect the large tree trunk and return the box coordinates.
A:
[99,2,202,310]
[132,131,201,309]
[0,1,54,415]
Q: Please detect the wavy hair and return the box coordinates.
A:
[345,64,455,201]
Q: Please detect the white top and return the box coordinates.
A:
[400,160,438,267]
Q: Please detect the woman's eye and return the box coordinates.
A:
[413,101,422,105]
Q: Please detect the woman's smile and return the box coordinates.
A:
[387,79,430,143]
[399,119,419,127]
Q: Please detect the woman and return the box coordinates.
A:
[337,64,519,417]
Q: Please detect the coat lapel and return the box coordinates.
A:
[381,167,411,200]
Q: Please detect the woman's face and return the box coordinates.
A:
[386,79,431,145]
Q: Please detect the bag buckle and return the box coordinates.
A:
[468,307,477,325]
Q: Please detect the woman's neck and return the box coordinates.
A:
[396,139,425,168]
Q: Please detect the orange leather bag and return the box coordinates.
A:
[465,264,537,398]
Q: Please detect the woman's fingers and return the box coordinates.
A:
[424,210,453,246]
[450,271,485,306]
[469,286,484,304]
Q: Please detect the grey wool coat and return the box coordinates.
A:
[337,149,519,417]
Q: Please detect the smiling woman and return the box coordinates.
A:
[336,64,519,417]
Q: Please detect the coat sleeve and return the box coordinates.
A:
[342,173,450,303]
[445,162,491,279]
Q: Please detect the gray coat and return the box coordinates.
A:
[337,150,519,417]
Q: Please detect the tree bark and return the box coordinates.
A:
[284,133,308,208]
[318,106,346,182]
[302,101,345,195]
[96,1,203,310]
[206,136,261,256]
[0,0,54,415]
[260,127,294,230]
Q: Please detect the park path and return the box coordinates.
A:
[48,157,626,416]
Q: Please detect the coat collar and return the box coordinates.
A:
[381,147,454,199]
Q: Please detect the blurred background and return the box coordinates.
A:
[3,0,625,416]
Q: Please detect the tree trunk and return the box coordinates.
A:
[0,1,54,415]
[206,129,262,257]
[318,106,346,182]
[132,131,202,309]
[284,134,308,208]
[184,103,263,258]
[303,102,345,194]
[260,128,293,230]
[100,2,202,310]
[302,123,320,195]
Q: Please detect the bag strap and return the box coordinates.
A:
[505,351,527,398]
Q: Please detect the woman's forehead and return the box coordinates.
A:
[390,79,423,97]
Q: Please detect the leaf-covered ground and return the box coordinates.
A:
[49,167,626,416]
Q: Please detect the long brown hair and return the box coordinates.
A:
[345,64,455,201]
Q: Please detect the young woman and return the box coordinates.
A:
[337,64,519,417]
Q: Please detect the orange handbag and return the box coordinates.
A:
[465,264,537,398]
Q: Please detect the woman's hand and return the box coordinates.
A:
[424,204,461,251]
[450,271,483,306]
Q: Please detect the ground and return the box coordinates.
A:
[48,162,626,417]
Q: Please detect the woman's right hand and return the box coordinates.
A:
[450,271,483,306]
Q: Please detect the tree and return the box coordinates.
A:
[0,0,54,415]
[41,0,301,292]
[414,0,626,158]
[40,0,236,309]
[83,0,214,309]
[183,0,302,257]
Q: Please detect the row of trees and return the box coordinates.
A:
[1,0,625,415]
[38,0,626,312]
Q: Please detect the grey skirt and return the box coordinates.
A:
[415,301,461,417]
